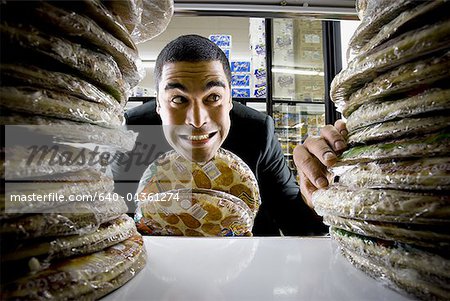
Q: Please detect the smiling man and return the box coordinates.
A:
[122,35,347,236]
[156,60,232,163]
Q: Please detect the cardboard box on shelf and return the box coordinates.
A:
[274,73,296,99]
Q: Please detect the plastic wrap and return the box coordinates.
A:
[348,115,450,145]
[333,228,450,301]
[354,0,412,22]
[1,195,128,239]
[0,22,128,102]
[323,215,450,250]
[135,188,254,237]
[331,19,450,106]
[0,86,124,128]
[346,88,450,133]
[355,0,370,20]
[1,215,136,277]
[62,0,137,51]
[336,157,450,191]
[350,0,432,60]
[329,3,450,299]
[332,228,450,281]
[131,0,174,44]
[31,2,145,87]
[3,145,112,180]
[0,2,148,298]
[0,234,146,300]
[357,1,448,60]
[338,132,450,164]
[2,117,137,151]
[137,148,261,216]
[104,0,144,34]
[313,185,450,225]
[1,64,125,107]
[342,52,450,117]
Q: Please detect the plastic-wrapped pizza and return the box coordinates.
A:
[312,0,450,299]
[136,188,254,237]
[135,148,261,236]
[1,0,175,299]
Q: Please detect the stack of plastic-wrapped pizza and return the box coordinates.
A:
[135,148,261,237]
[313,0,450,300]
[0,1,173,299]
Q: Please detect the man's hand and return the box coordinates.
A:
[293,120,348,208]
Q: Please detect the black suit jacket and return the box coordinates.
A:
[122,100,326,236]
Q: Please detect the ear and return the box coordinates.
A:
[156,98,161,115]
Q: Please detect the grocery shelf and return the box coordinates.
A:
[103,237,411,301]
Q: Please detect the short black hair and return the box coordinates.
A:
[154,34,231,91]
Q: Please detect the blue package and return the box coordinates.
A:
[209,34,232,48]
[254,68,266,79]
[223,49,230,60]
[231,61,251,72]
[232,88,251,98]
[254,85,266,98]
[254,44,265,56]
[231,74,250,87]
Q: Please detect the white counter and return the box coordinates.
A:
[103,236,412,301]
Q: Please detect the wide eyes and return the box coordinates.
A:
[170,94,222,104]
[171,96,187,104]
[206,94,221,103]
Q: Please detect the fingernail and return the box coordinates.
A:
[323,152,336,161]
[316,177,328,188]
[335,140,346,151]
[340,129,348,137]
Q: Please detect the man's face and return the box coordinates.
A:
[156,60,233,163]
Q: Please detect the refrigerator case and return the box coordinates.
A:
[273,102,325,171]
[271,19,327,173]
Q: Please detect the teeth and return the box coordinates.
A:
[187,134,209,141]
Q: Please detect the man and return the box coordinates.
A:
[123,34,347,236]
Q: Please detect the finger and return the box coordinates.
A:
[301,136,337,167]
[298,171,316,208]
[293,144,329,188]
[334,119,348,138]
[299,169,333,209]
[320,124,347,153]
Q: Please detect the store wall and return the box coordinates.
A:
[136,16,252,95]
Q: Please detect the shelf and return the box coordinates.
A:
[128,96,156,103]
[233,97,266,103]
[278,138,303,142]
[273,99,325,105]
[103,237,412,301]
[275,126,297,129]
[273,110,325,116]
[275,125,307,129]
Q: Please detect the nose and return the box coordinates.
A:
[186,101,209,129]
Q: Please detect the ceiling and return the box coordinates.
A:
[173,0,358,20]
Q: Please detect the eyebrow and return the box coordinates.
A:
[164,80,227,92]
[205,80,227,90]
[164,82,187,92]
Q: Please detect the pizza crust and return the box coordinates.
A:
[136,188,253,237]
[137,148,261,216]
